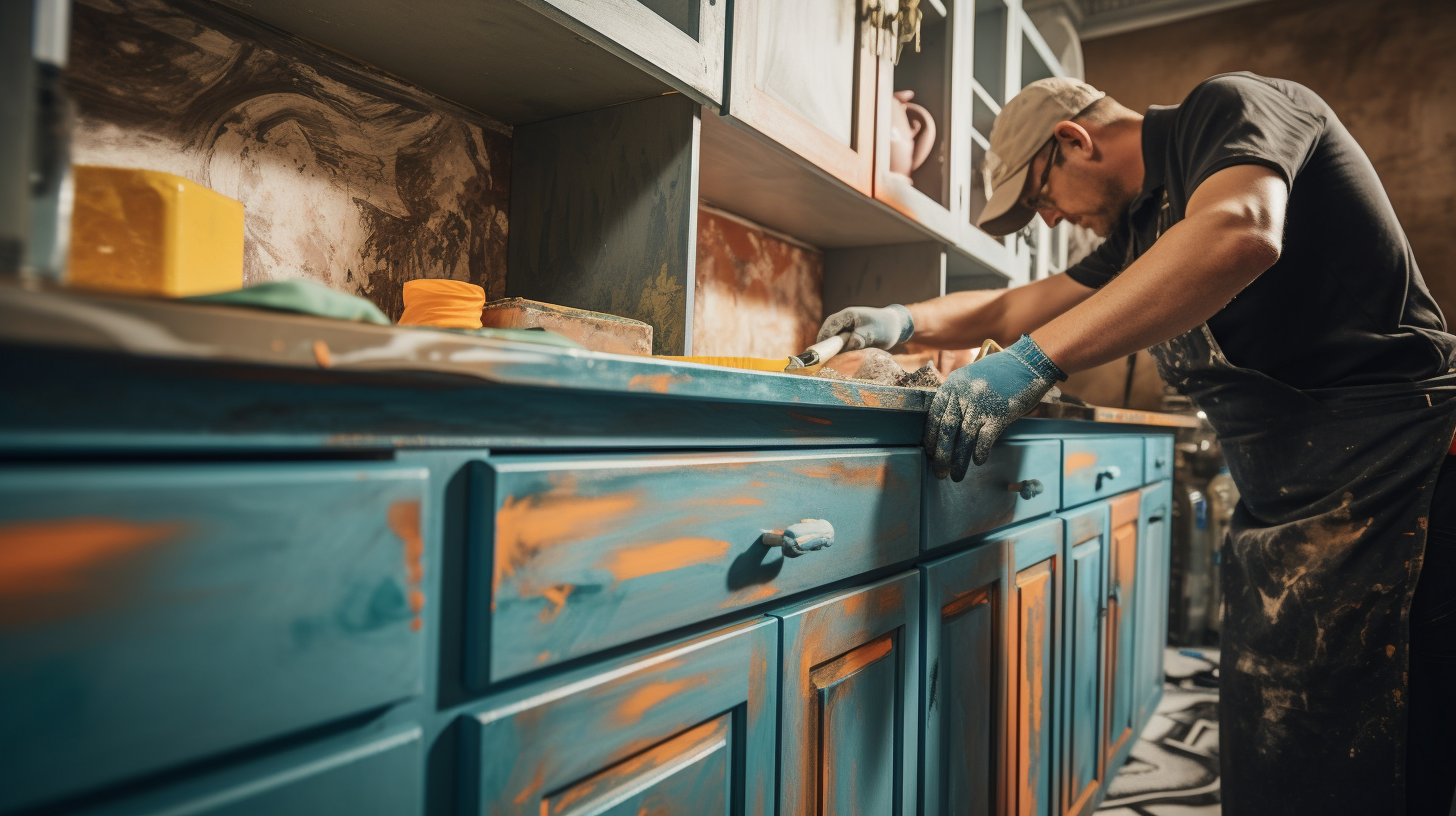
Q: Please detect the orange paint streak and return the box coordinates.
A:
[538,584,574,623]
[860,390,882,408]
[547,718,727,816]
[794,460,890,488]
[0,518,183,596]
[388,500,425,633]
[1064,452,1098,473]
[720,583,780,608]
[703,496,767,506]
[597,537,730,582]
[942,587,991,618]
[514,762,546,806]
[494,490,641,600]
[627,373,688,394]
[312,339,333,367]
[810,634,894,687]
[786,411,833,425]
[614,676,707,725]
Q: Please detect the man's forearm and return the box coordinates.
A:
[906,273,1095,349]
[1031,209,1279,373]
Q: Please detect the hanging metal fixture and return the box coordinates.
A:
[865,0,923,64]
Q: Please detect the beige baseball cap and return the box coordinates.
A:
[978,77,1106,236]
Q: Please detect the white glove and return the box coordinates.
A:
[817,304,915,351]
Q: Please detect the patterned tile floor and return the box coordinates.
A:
[1098,648,1222,816]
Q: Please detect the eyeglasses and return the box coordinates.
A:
[1021,138,1060,212]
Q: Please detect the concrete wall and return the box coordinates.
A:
[1083,0,1456,321]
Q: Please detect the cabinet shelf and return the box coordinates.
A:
[214,0,725,126]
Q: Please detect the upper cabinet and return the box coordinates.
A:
[727,0,880,194]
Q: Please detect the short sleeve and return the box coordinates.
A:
[1174,73,1324,195]
[1063,226,1127,289]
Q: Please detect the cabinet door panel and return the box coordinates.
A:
[729,0,877,192]
[1009,521,1064,816]
[0,464,428,813]
[463,618,776,816]
[775,572,919,816]
[1060,503,1108,816]
[1103,493,1140,775]
[1135,482,1173,730]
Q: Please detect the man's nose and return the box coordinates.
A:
[1039,208,1063,228]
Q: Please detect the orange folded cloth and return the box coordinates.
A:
[399,279,485,329]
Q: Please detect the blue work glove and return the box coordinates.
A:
[924,335,1066,481]
[817,304,915,350]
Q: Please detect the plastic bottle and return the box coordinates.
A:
[1205,467,1240,642]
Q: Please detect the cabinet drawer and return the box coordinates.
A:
[0,464,428,812]
[1144,435,1173,484]
[925,439,1061,549]
[472,448,921,684]
[461,618,776,816]
[1061,437,1145,508]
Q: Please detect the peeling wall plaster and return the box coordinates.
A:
[65,0,513,320]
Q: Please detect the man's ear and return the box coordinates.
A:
[1054,121,1094,159]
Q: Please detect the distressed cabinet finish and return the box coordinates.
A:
[727,0,879,193]
[471,448,921,683]
[1008,517,1064,816]
[1144,435,1173,484]
[924,439,1061,550]
[461,618,778,816]
[773,571,920,816]
[1059,502,1109,816]
[1102,492,1141,777]
[1062,437,1144,509]
[0,464,429,814]
[1135,481,1174,729]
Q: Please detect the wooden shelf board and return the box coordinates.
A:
[215,0,683,126]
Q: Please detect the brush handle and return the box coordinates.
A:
[791,334,848,369]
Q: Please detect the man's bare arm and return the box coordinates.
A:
[905,272,1097,349]
[1031,164,1286,373]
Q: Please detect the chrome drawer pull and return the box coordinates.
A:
[1096,466,1122,490]
[762,519,835,558]
[1008,479,1045,500]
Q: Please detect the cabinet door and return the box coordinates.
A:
[462,618,777,816]
[728,0,878,193]
[1008,519,1064,816]
[920,518,1062,816]
[1102,492,1140,777]
[1135,481,1173,731]
[774,571,919,816]
[1059,503,1108,816]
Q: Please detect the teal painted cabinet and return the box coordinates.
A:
[1135,481,1174,728]
[773,571,920,816]
[1059,502,1108,816]
[461,618,778,816]
[925,439,1062,550]
[1102,492,1143,777]
[1062,437,1144,509]
[1008,518,1064,816]
[0,464,429,813]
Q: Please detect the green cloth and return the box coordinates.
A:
[184,279,392,325]
[184,279,581,348]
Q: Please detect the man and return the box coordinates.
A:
[820,74,1456,814]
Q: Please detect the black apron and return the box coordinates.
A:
[1135,193,1456,813]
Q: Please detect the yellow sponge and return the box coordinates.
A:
[68,166,244,297]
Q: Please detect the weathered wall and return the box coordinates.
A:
[693,207,823,358]
[65,0,512,319]
[1083,0,1456,320]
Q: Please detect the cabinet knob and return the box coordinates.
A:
[1008,479,1045,500]
[1155,456,1168,469]
[1096,466,1122,490]
[762,519,834,558]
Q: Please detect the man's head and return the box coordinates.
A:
[978,78,1144,238]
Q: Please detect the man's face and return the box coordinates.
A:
[1020,136,1137,238]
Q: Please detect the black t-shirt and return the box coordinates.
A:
[1065,72,1455,390]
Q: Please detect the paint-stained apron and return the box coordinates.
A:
[1148,320,1456,815]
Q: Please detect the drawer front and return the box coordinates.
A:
[462,618,776,816]
[925,440,1061,549]
[473,448,921,683]
[0,464,428,812]
[1144,435,1173,484]
[1062,437,1145,508]
[77,730,423,816]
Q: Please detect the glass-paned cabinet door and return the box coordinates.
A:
[874,0,968,238]
[728,0,879,194]
[967,0,1009,233]
[1014,24,1072,281]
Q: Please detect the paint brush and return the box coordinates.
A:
[785,334,848,371]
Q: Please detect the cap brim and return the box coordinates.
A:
[976,163,1037,237]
